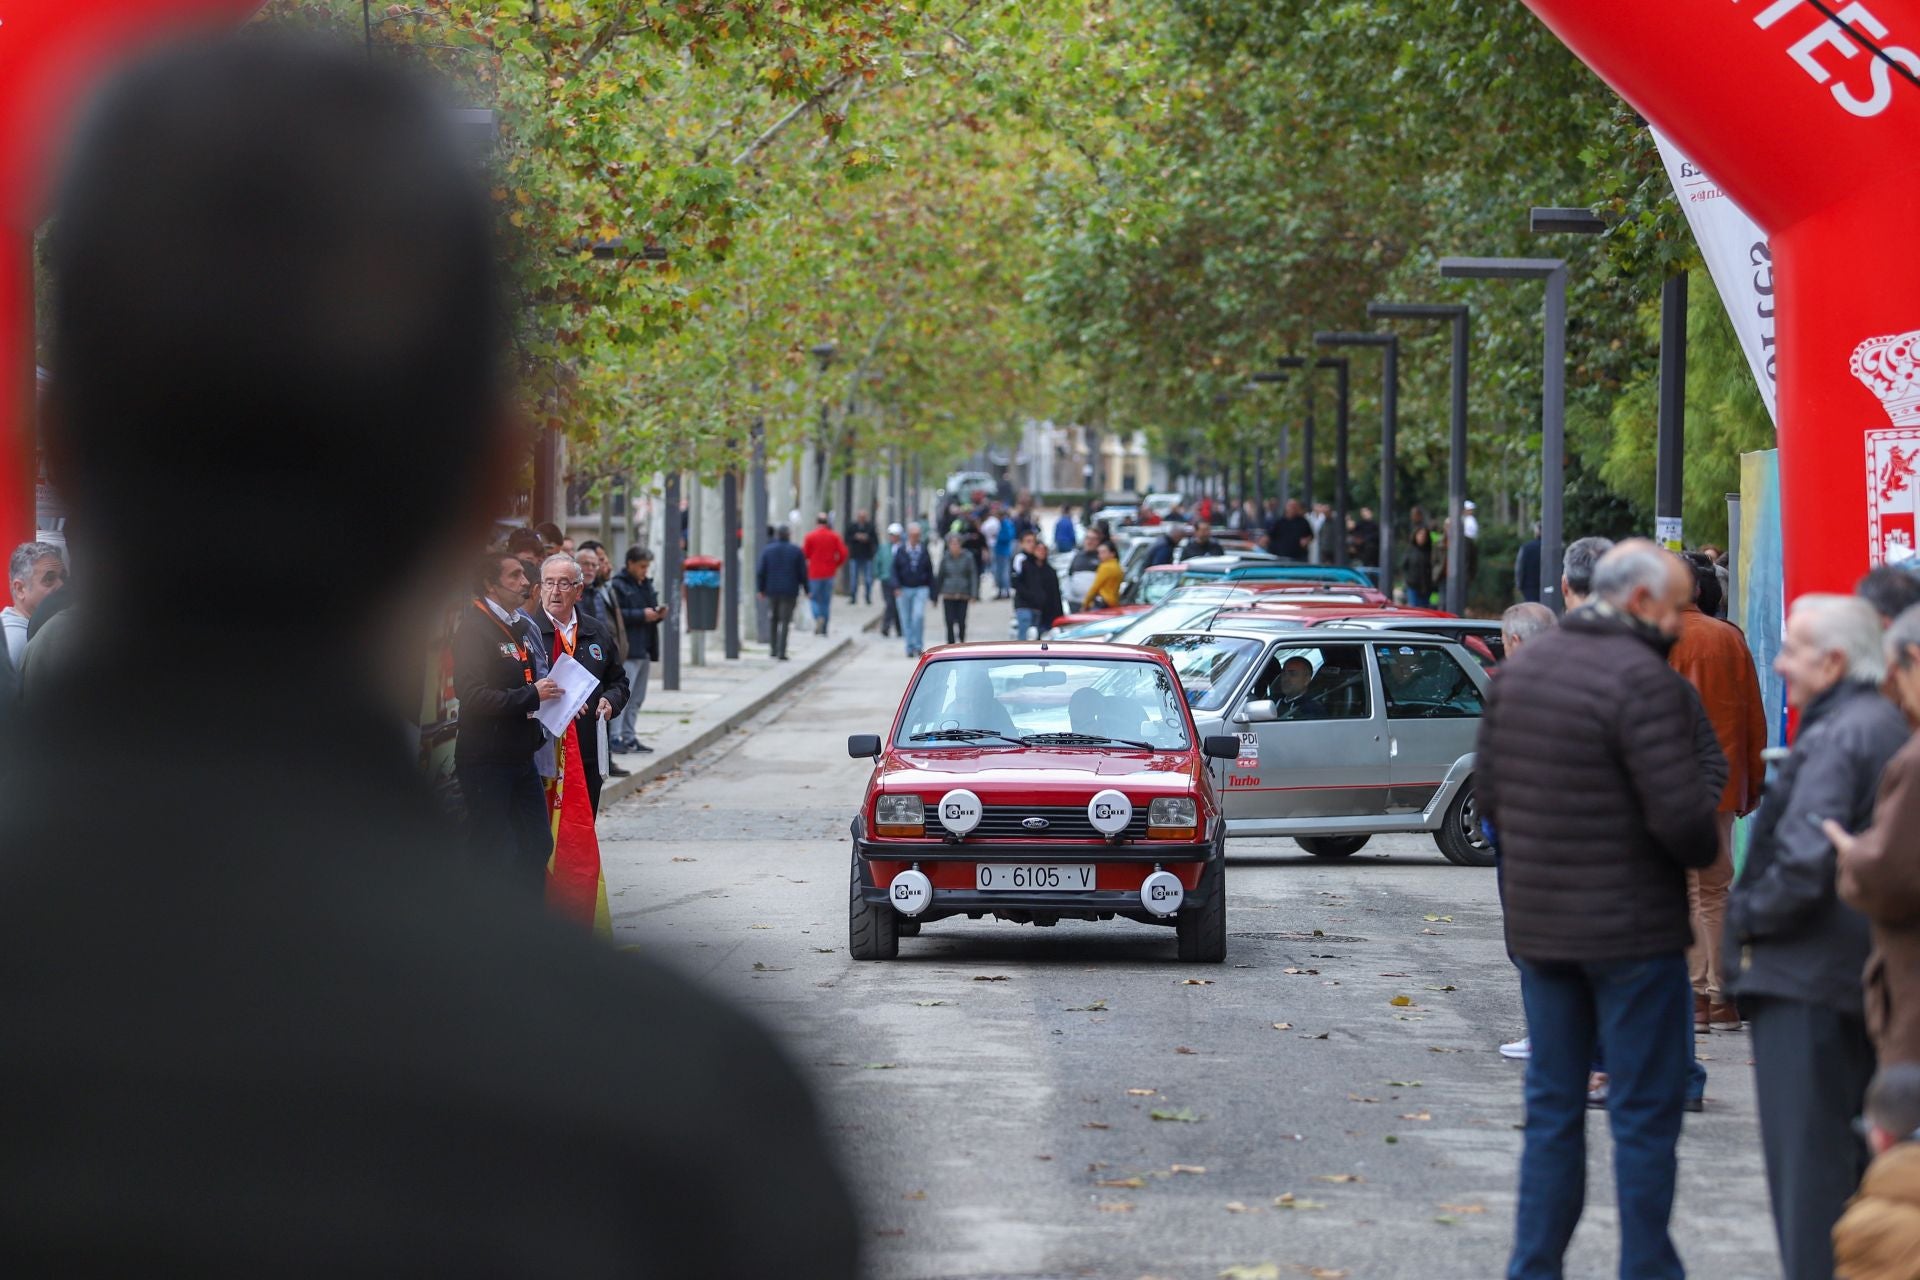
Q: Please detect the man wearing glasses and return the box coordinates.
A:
[531,553,629,815]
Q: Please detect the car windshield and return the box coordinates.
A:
[895,657,1192,749]
[1138,633,1265,712]
[1111,598,1233,645]
[1138,572,1184,605]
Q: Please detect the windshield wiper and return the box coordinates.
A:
[907,728,1029,747]
[1023,731,1159,751]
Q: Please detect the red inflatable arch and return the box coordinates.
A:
[1522,0,1920,598]
[1,0,261,544]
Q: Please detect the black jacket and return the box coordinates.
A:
[890,541,934,590]
[0,632,858,1275]
[609,569,660,661]
[844,519,877,562]
[1476,604,1724,963]
[1012,555,1065,625]
[1266,515,1313,560]
[1177,537,1224,562]
[756,540,808,598]
[452,600,543,767]
[530,610,630,740]
[1726,679,1910,1015]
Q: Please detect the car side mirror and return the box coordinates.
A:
[847,733,882,759]
[1235,699,1277,724]
[1202,735,1241,760]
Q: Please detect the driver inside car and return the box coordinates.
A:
[1271,656,1327,720]
[940,664,1019,738]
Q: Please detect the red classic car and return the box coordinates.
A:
[846,641,1241,962]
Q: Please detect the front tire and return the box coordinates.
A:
[849,851,899,960]
[1176,860,1226,963]
[1297,835,1370,858]
[1434,780,1495,867]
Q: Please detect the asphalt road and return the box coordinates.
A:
[599,601,1780,1280]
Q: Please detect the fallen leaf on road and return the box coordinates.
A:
[1347,1094,1379,1103]
[1093,1201,1135,1213]
[1399,1111,1432,1121]
[1097,1176,1146,1189]
[1170,1164,1207,1174]
[1312,1031,1330,1040]
[812,947,836,953]
[902,1190,926,1201]
[1082,1121,1111,1130]
[1389,995,1413,1007]
[1272,1194,1326,1210]
[1314,1173,1363,1183]
[1425,984,1458,992]
[670,856,697,862]
[1419,928,1443,935]
[1423,914,1453,923]
[1150,1107,1200,1123]
[912,1000,949,1007]
[863,1062,901,1070]
[1429,1046,1462,1053]
[1308,1269,1350,1279]
[1385,1135,1400,1144]
[1386,1081,1423,1088]
[1175,1046,1197,1055]
[1438,1203,1487,1214]
[749,924,773,930]
[1379,972,1409,977]
[1180,979,1214,986]
[1434,1214,1458,1226]
[1312,928,1325,936]
[1224,1201,1253,1213]
[1065,999,1109,1011]
[1217,1265,1281,1280]
[1127,1088,1158,1096]
[973,975,1010,982]
[1272,1022,1293,1030]
[1281,967,1320,975]
[752,962,790,972]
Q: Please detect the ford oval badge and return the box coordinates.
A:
[1022,817,1050,830]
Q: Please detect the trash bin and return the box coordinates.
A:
[684,555,722,631]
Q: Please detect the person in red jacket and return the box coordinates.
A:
[800,513,848,636]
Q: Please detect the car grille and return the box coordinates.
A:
[969,805,1151,841]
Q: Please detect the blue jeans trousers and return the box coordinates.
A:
[1014,607,1040,640]
[807,577,833,628]
[897,586,929,656]
[1510,952,1691,1280]
[992,552,1012,593]
[848,558,874,602]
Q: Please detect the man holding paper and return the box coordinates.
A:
[532,554,629,934]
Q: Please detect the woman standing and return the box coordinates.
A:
[938,533,979,644]
[1402,506,1434,608]
[1083,540,1122,610]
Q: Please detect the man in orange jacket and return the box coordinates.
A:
[1670,551,1768,1033]
[801,512,849,636]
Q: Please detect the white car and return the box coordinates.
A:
[1141,492,1185,520]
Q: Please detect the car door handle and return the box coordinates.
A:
[1390,738,1398,757]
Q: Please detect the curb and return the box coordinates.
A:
[599,611,880,808]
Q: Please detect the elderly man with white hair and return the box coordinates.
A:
[1500,601,1556,657]
[1726,592,1911,1280]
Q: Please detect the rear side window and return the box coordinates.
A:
[1372,644,1484,719]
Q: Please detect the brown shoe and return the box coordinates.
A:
[1693,993,1712,1034]
[1708,1001,1743,1032]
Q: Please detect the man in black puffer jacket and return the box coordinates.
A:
[1477,539,1723,1280]
[1725,592,1910,1280]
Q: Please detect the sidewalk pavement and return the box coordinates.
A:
[599,588,888,807]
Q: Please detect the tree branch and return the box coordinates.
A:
[732,74,852,168]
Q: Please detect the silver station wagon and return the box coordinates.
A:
[1140,627,1495,866]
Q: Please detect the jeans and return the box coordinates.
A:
[807,577,833,630]
[880,581,900,635]
[992,552,1012,594]
[768,594,797,658]
[942,597,969,644]
[897,586,929,656]
[455,759,553,893]
[1014,606,1039,640]
[617,654,650,746]
[1510,952,1690,1280]
[849,557,874,603]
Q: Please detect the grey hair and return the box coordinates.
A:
[8,541,62,585]
[1501,602,1556,649]
[1590,541,1672,607]
[1887,602,1920,669]
[1562,536,1615,597]
[539,551,583,584]
[1793,593,1887,683]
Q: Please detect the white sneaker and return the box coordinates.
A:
[1499,1036,1531,1060]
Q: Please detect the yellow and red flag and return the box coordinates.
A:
[545,721,610,937]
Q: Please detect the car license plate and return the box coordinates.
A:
[975,863,1095,891]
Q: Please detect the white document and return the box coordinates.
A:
[536,652,599,737]
[597,716,610,776]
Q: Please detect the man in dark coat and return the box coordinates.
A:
[757,525,810,660]
[530,552,629,813]
[609,547,665,754]
[1515,529,1543,603]
[1476,540,1723,1280]
[1266,498,1313,560]
[0,41,857,1275]
[1011,540,1065,639]
[1726,592,1910,1280]
[1146,522,1184,568]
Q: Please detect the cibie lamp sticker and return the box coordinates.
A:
[936,788,982,837]
[1087,789,1132,836]
[1856,329,1920,566]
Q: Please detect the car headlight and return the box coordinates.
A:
[1147,796,1198,836]
[875,794,925,836]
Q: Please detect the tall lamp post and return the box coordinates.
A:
[1273,357,1352,556]
[1248,370,1290,506]
[1436,257,1569,614]
[809,342,835,522]
[1314,331,1399,595]
[1367,302,1470,614]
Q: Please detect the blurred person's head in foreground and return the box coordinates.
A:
[7,543,67,618]
[1863,1063,1920,1155]
[1500,602,1556,655]
[1859,564,1920,627]
[46,35,508,689]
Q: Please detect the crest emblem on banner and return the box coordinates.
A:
[1855,330,1920,565]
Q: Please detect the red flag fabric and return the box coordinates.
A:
[545,721,610,936]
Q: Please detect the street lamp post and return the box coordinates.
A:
[1367,302,1471,614]
[1248,369,1290,513]
[1314,331,1400,596]
[1438,256,1568,614]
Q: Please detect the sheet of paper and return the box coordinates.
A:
[597,716,610,777]
[536,652,599,737]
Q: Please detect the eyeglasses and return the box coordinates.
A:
[540,579,582,590]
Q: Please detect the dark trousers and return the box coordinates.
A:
[942,597,969,644]
[1510,953,1691,1280]
[880,580,900,636]
[1749,996,1874,1280]
[456,759,552,892]
[769,594,798,658]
